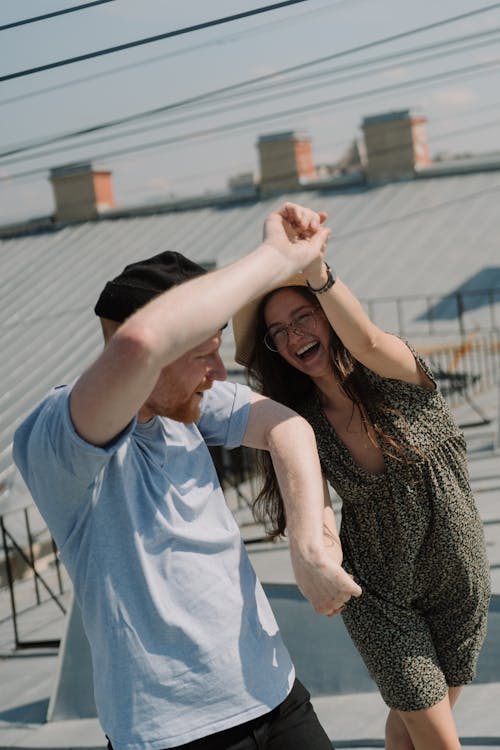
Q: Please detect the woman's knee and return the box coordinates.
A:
[397,696,461,750]
[385,709,414,750]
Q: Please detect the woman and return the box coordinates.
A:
[232,232,491,750]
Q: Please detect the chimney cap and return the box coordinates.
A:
[50,161,109,179]
[257,130,310,144]
[362,110,412,127]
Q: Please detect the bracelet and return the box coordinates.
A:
[306,262,336,294]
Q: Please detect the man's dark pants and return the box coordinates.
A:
[107,679,333,749]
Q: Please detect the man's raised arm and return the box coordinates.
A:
[70,203,330,446]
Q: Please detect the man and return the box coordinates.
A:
[13,203,361,750]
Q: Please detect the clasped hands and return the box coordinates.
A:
[291,544,362,618]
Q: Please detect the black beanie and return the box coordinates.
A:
[94,250,207,323]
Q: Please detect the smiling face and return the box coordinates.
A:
[138,331,227,424]
[263,288,333,380]
[100,317,227,425]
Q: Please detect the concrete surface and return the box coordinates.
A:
[0,386,499,749]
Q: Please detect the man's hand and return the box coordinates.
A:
[262,202,330,275]
[290,544,362,617]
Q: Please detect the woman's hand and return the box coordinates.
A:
[262,202,330,275]
[301,220,332,289]
[290,544,362,617]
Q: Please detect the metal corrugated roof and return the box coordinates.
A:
[2,170,500,484]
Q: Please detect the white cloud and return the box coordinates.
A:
[430,86,477,107]
[379,66,410,82]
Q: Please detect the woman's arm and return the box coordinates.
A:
[322,479,342,565]
[243,392,361,615]
[304,257,433,387]
[70,203,331,446]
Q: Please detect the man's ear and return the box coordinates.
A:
[100,317,121,343]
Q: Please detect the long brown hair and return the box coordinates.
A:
[245,286,422,539]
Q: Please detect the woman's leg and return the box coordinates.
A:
[385,686,464,750]
[448,685,464,708]
[396,687,464,750]
[385,709,414,750]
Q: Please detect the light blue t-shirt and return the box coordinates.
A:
[13,380,294,750]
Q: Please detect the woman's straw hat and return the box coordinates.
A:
[232,273,308,367]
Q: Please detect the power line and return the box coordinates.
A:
[4,18,500,162]
[0,0,359,108]
[194,0,500,100]
[3,108,500,219]
[0,0,308,82]
[142,30,500,132]
[2,110,500,234]
[3,29,499,167]
[4,52,500,182]
[222,26,500,101]
[0,0,115,32]
[3,5,500,180]
[5,0,499,92]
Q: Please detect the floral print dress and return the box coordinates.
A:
[299,348,491,711]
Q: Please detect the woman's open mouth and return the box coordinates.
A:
[296,341,320,360]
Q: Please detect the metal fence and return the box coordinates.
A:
[364,286,500,340]
[0,502,66,649]
[1,286,499,650]
[363,287,500,426]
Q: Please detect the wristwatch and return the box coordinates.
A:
[306,262,336,294]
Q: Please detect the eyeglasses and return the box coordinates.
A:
[264,307,321,352]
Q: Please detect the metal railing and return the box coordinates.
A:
[364,286,500,340]
[1,287,499,649]
[360,287,500,429]
[0,502,66,649]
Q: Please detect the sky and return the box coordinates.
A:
[2,0,500,225]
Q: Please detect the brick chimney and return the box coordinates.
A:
[257,131,317,195]
[361,110,432,183]
[49,162,115,223]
